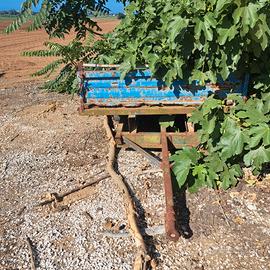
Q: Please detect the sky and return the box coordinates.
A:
[0,0,124,13]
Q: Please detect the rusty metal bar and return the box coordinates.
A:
[82,63,149,69]
[83,63,121,68]
[80,105,196,116]
[160,126,180,241]
[122,137,161,167]
[121,131,198,149]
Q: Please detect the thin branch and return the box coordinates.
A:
[215,191,231,226]
[25,236,36,270]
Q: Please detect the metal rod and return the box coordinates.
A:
[122,131,198,149]
[83,63,121,68]
[83,63,149,68]
[160,126,180,241]
[80,105,196,116]
[122,137,161,167]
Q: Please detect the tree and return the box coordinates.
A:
[0,10,19,15]
[6,0,270,190]
[4,0,110,38]
[4,0,114,93]
[104,0,270,85]
[116,12,125,19]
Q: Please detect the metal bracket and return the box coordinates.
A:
[122,137,161,168]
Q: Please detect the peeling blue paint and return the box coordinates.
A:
[82,69,249,106]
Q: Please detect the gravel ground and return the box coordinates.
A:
[0,85,269,270]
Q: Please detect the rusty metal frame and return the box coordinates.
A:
[78,63,249,241]
[80,109,197,241]
[160,126,180,241]
[119,126,196,241]
[120,127,190,241]
[79,105,196,116]
[78,82,197,240]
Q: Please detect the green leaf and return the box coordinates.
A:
[204,12,217,27]
[220,52,230,80]
[4,8,33,33]
[205,167,218,188]
[248,124,270,148]
[261,33,268,51]
[176,147,202,164]
[216,0,231,12]
[236,109,268,125]
[194,18,203,40]
[145,5,155,14]
[32,59,63,77]
[159,115,175,128]
[172,147,202,164]
[244,146,270,170]
[171,147,203,189]
[189,107,204,124]
[217,26,238,45]
[126,2,137,13]
[172,160,191,188]
[187,171,206,193]
[220,169,231,190]
[192,164,207,183]
[202,20,214,41]
[220,164,241,190]
[204,153,224,172]
[164,68,177,85]
[206,115,217,134]
[233,7,243,24]
[148,53,159,70]
[263,94,270,114]
[119,61,132,80]
[190,69,208,85]
[201,96,222,116]
[174,58,184,78]
[168,16,189,41]
[242,4,259,28]
[219,118,246,159]
[233,4,259,28]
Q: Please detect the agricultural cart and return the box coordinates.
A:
[77,64,249,241]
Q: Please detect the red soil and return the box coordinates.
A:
[0,19,119,88]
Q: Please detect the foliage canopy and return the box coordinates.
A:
[4,0,110,38]
[106,0,270,85]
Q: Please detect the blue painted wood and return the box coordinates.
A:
[82,69,249,106]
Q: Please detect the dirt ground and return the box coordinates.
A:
[0,19,270,270]
[0,19,119,88]
[0,83,269,270]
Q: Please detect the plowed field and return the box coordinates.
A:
[0,19,119,88]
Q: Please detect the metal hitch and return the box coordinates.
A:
[160,126,180,241]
